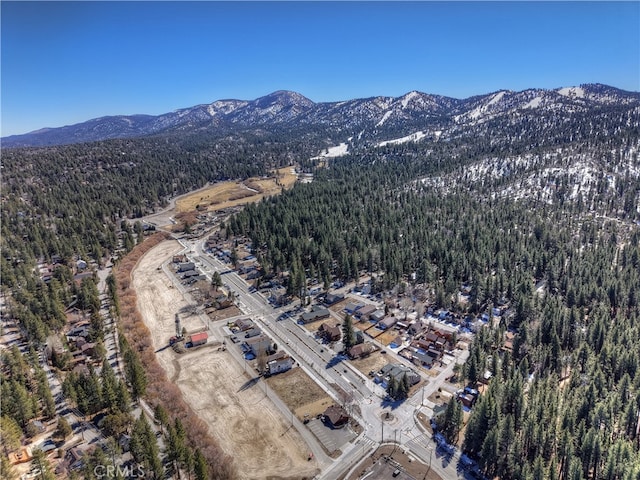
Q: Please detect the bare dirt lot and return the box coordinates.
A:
[132,239,318,479]
[350,351,394,377]
[266,368,332,419]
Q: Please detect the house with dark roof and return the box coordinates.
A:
[348,343,374,359]
[356,304,377,320]
[299,305,330,324]
[344,302,364,314]
[377,363,421,386]
[244,327,262,338]
[411,349,436,367]
[236,318,256,331]
[243,335,271,356]
[178,262,196,272]
[324,293,345,306]
[318,323,341,342]
[322,405,349,429]
[377,316,398,330]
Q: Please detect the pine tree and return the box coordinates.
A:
[124,348,147,400]
[194,449,208,480]
[342,314,356,352]
[54,416,72,441]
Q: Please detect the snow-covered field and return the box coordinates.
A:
[311,142,349,159]
[377,131,427,147]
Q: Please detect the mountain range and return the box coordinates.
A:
[3,84,639,149]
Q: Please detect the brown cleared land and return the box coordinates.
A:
[350,351,394,377]
[131,239,318,480]
[176,167,297,213]
[266,367,332,420]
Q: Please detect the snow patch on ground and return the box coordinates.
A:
[458,91,507,122]
[375,111,393,127]
[377,131,427,147]
[401,91,420,109]
[487,91,506,107]
[524,97,542,109]
[558,86,585,98]
[421,145,639,200]
[311,143,349,159]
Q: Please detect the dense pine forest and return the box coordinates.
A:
[229,139,640,477]
[2,88,640,479]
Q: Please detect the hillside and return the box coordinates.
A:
[1,83,640,480]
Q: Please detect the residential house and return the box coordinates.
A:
[267,354,294,376]
[370,310,386,323]
[322,405,349,429]
[377,316,398,330]
[411,349,436,367]
[318,323,341,342]
[324,293,345,306]
[344,302,364,314]
[348,343,374,359]
[235,318,255,332]
[377,363,421,386]
[300,305,330,324]
[356,304,377,320]
[181,270,200,279]
[243,335,271,357]
[80,342,96,357]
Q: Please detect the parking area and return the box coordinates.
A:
[307,418,357,455]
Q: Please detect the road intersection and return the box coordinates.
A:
[178,236,472,480]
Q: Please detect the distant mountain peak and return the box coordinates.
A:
[2,84,638,148]
[254,90,315,108]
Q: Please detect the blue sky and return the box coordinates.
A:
[2,1,639,137]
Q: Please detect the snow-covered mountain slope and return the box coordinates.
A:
[2,83,638,148]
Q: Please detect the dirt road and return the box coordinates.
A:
[132,239,318,479]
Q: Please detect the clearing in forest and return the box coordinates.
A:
[176,167,297,213]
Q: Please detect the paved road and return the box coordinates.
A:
[179,236,472,480]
